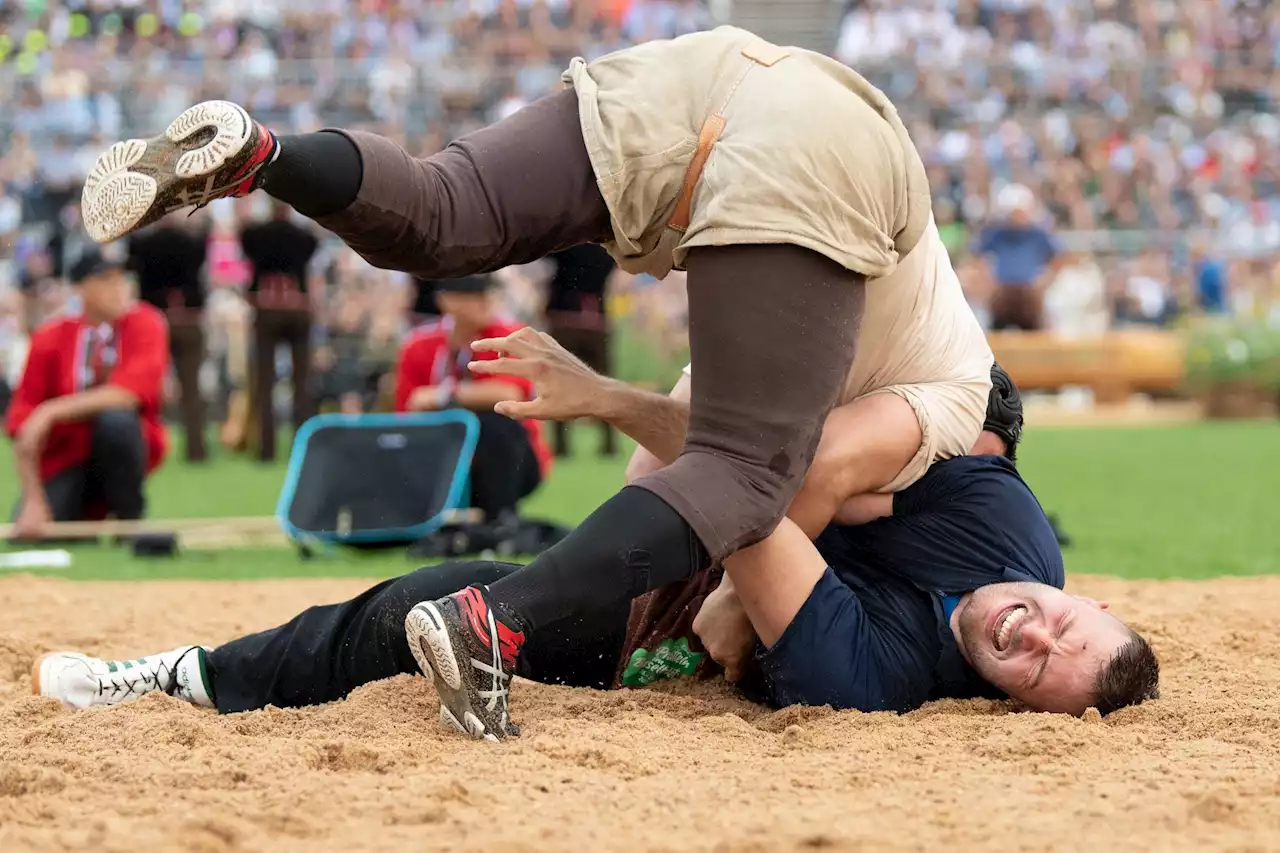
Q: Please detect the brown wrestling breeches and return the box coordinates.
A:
[312,90,865,562]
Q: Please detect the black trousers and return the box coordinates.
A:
[469,410,541,520]
[169,316,207,462]
[206,560,629,714]
[252,306,313,462]
[10,410,147,522]
[544,315,615,458]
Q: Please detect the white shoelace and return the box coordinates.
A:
[469,608,512,726]
[97,659,174,701]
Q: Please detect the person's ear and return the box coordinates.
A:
[1073,595,1109,611]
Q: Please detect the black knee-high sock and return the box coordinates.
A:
[486,486,709,634]
[259,131,363,218]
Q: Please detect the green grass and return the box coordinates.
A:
[1014,422,1280,580]
[1,421,1277,582]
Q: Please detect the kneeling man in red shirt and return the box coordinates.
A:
[6,245,170,540]
[395,275,550,525]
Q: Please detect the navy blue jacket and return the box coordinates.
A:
[757,455,1065,712]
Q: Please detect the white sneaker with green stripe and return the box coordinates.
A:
[33,646,214,710]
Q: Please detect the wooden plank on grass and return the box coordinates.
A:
[0,509,485,546]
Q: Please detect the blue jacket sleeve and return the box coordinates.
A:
[868,456,1064,591]
[756,568,937,713]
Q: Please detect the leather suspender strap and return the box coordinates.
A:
[740,39,790,67]
[668,113,727,233]
[666,39,791,233]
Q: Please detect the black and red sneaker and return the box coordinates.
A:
[82,100,279,244]
[405,586,526,741]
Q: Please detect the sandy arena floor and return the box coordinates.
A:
[1,573,1278,853]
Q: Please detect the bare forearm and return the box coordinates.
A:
[594,378,689,466]
[14,449,45,506]
[42,386,139,424]
[832,492,893,526]
[722,518,827,648]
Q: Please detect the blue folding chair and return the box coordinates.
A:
[276,411,481,556]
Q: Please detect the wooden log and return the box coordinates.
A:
[988,330,1186,399]
[0,509,486,544]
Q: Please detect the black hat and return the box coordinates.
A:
[68,244,126,284]
[433,275,494,294]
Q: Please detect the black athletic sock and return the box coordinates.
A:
[486,486,709,634]
[259,131,363,218]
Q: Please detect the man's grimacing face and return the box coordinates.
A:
[951,581,1133,715]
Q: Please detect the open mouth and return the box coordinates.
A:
[990,605,1029,652]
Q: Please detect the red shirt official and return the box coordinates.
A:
[6,303,170,481]
[394,318,552,477]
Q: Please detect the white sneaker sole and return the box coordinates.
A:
[405,602,498,743]
[81,100,256,243]
[31,652,57,698]
[31,652,93,709]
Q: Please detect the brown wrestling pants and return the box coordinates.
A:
[311,90,864,562]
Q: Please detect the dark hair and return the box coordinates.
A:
[1091,630,1160,716]
[984,362,1024,463]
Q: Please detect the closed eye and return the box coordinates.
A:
[1028,657,1049,690]
[1029,612,1077,689]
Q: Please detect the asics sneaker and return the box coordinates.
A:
[81,100,278,244]
[405,586,526,742]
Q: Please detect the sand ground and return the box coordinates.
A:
[1,573,1278,853]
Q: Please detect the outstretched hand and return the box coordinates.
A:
[468,326,608,421]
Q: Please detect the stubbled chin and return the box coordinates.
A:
[955,625,977,667]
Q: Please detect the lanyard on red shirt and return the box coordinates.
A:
[76,322,116,391]
[430,345,471,386]
[428,317,473,386]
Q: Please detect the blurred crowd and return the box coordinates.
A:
[839,0,1280,331]
[2,0,1279,416]
[0,0,701,418]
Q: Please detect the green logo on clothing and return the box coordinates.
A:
[621,637,705,687]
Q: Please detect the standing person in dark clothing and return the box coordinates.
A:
[973,185,1061,332]
[238,200,320,462]
[409,278,441,325]
[127,212,209,461]
[543,243,617,458]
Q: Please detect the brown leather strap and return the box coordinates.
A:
[741,39,790,67]
[666,42,788,234]
[668,113,727,232]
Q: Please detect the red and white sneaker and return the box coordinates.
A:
[405,586,526,742]
[81,100,278,244]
